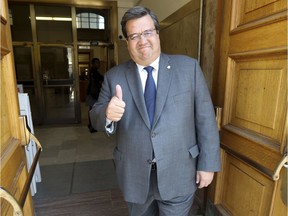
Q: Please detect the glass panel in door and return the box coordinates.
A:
[13,46,39,124]
[9,3,33,42]
[35,5,72,43]
[40,46,76,124]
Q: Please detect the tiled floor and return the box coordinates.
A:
[34,189,128,216]
[34,160,118,199]
[35,126,116,166]
[33,125,129,215]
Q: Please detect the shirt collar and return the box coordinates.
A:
[136,56,160,72]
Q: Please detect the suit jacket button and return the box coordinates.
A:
[151,133,156,138]
[147,159,152,164]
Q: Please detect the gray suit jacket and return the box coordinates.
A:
[90,53,220,204]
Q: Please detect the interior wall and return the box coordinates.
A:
[136,0,191,21]
[117,0,191,39]
[142,0,218,92]
[117,40,130,65]
[92,47,108,74]
[201,0,218,92]
[117,1,134,40]
[159,3,200,59]
[116,1,133,64]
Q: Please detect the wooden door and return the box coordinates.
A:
[1,0,35,214]
[212,0,287,215]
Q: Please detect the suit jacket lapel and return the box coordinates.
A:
[153,54,172,127]
[125,61,151,128]
[125,55,173,129]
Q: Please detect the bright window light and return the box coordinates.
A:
[36,16,72,21]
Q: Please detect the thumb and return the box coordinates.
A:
[116,84,122,101]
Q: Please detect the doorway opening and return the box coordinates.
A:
[9,2,115,126]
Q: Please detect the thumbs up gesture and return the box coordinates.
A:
[106,85,126,122]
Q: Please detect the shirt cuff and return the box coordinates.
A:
[105,118,114,134]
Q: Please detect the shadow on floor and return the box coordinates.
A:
[34,160,118,198]
[33,159,129,216]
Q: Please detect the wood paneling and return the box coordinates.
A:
[223,154,274,215]
[1,16,10,58]
[230,19,287,54]
[160,12,200,58]
[232,0,286,28]
[212,0,287,214]
[228,56,286,142]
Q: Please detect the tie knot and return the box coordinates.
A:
[144,66,154,74]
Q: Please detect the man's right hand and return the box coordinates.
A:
[106,85,126,122]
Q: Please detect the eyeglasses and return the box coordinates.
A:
[127,29,157,41]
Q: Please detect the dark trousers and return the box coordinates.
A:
[127,170,194,216]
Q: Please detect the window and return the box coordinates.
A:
[9,4,33,42]
[76,13,105,29]
[35,5,72,43]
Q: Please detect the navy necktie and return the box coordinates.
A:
[144,66,156,126]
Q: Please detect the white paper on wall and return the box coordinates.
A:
[18,93,42,196]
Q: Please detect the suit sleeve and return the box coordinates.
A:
[194,61,221,172]
[89,73,115,133]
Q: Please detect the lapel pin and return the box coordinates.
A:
[167,65,171,69]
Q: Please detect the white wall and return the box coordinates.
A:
[117,1,135,39]
[136,0,191,21]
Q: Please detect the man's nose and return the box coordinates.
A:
[138,34,148,42]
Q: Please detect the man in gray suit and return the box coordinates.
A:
[90,6,220,216]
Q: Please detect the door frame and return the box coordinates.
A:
[36,43,79,124]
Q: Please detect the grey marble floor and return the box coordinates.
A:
[35,126,116,166]
[32,126,128,215]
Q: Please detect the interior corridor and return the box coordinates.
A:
[31,103,203,216]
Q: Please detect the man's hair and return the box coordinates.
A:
[91,58,100,64]
[121,6,159,39]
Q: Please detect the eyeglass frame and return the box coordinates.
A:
[127,28,158,41]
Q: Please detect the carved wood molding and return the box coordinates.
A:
[1,15,10,59]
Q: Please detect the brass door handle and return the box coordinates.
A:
[18,115,42,207]
[215,106,222,131]
[0,187,23,216]
[273,153,288,181]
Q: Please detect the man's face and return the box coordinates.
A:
[125,15,161,66]
[93,60,100,69]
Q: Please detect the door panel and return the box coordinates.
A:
[13,45,77,125]
[223,154,274,215]
[229,57,286,141]
[1,0,34,214]
[229,19,286,54]
[39,45,76,124]
[233,0,286,27]
[213,0,287,215]
[43,86,75,122]
[13,46,39,124]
